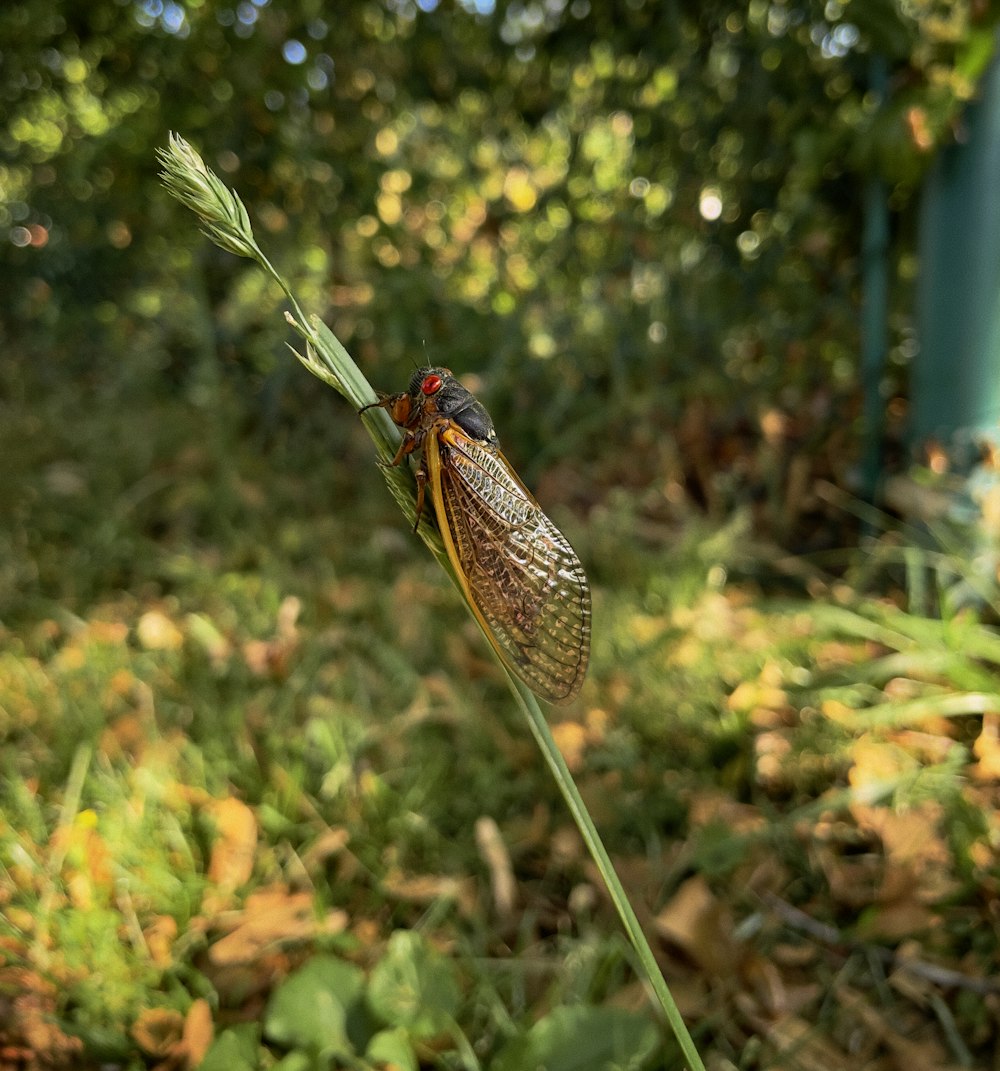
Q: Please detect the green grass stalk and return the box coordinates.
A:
[157,132,705,1069]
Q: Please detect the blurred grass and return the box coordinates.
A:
[3,355,1000,1066]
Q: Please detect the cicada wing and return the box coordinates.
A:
[426,425,591,703]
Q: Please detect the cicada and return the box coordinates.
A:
[361,367,591,704]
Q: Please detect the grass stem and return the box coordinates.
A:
[158,132,705,1068]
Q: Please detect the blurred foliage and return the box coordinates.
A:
[3,0,997,481]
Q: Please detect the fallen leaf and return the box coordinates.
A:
[475,815,517,919]
[754,729,792,785]
[132,1007,184,1058]
[243,596,301,678]
[653,875,737,977]
[207,885,348,966]
[0,968,84,1066]
[380,871,478,917]
[100,712,149,763]
[137,610,184,651]
[551,721,588,772]
[207,797,258,894]
[143,915,178,968]
[727,679,788,716]
[687,789,765,834]
[752,1013,854,1071]
[837,985,962,1071]
[585,706,610,742]
[972,712,1000,780]
[849,735,916,807]
[298,827,351,873]
[179,998,213,1069]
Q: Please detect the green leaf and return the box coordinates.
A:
[198,1024,261,1071]
[365,1026,419,1071]
[271,1052,319,1071]
[263,955,366,1055]
[492,1006,660,1071]
[366,930,461,1040]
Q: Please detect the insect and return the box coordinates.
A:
[361,366,591,704]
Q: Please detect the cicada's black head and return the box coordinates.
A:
[411,366,497,445]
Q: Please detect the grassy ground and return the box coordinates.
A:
[2,365,1000,1070]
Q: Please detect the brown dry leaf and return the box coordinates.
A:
[298,827,351,873]
[750,1014,854,1071]
[584,706,609,743]
[771,942,822,970]
[132,1007,184,1057]
[845,801,960,939]
[754,729,793,786]
[143,915,179,968]
[207,797,258,894]
[890,728,960,764]
[100,711,150,764]
[54,814,114,910]
[971,712,1000,780]
[551,824,584,868]
[687,788,765,835]
[179,998,214,1069]
[858,899,940,942]
[0,968,85,1066]
[380,871,478,917]
[848,735,917,808]
[474,816,517,919]
[653,875,738,977]
[551,720,588,772]
[207,885,348,966]
[242,595,301,678]
[137,610,185,651]
[820,698,861,725]
[814,640,877,671]
[740,954,788,1017]
[727,678,788,717]
[888,944,939,1007]
[837,985,962,1071]
[814,842,880,910]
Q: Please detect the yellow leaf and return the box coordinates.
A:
[207,798,258,893]
[136,610,184,651]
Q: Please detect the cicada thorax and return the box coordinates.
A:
[365,367,496,466]
[362,365,591,704]
[410,367,497,445]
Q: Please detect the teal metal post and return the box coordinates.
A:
[912,43,1000,458]
[860,55,890,505]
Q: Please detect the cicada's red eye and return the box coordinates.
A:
[421,374,443,396]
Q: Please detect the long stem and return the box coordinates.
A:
[158,133,705,1067]
[507,674,705,1070]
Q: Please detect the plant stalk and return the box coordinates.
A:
[158,133,705,1068]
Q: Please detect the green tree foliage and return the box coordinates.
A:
[1,0,996,468]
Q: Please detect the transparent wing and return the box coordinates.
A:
[429,425,591,703]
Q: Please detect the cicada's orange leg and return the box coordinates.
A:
[412,455,429,533]
[360,394,432,531]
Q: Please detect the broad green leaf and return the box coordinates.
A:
[366,1026,419,1071]
[198,1024,261,1071]
[263,955,366,1055]
[367,930,461,1040]
[492,1005,659,1071]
